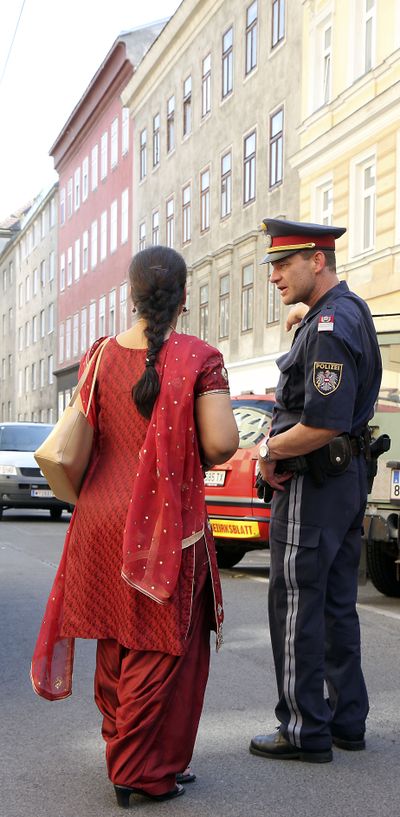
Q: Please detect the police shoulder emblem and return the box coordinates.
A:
[313,361,343,395]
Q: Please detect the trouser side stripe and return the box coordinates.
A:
[283,475,303,748]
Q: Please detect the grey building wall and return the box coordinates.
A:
[0,239,17,420]
[124,0,302,393]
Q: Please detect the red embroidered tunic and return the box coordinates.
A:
[60,335,228,656]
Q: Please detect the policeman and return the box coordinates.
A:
[249,218,382,763]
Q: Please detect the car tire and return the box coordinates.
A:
[366,539,400,597]
[0,506,3,520]
[216,543,247,569]
[49,507,63,521]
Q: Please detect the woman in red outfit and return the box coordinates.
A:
[31,246,238,808]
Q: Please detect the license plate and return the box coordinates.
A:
[204,470,226,487]
[31,489,54,498]
[209,518,260,539]
[390,469,400,501]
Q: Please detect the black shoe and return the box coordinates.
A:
[249,731,333,764]
[176,767,196,784]
[332,734,366,751]
[114,783,185,808]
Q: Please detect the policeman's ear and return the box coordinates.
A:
[313,251,326,275]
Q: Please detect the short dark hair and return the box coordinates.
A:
[299,248,336,272]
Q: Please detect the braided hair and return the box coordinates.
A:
[129,246,187,419]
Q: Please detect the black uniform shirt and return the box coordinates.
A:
[271,281,382,437]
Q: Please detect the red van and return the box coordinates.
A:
[204,393,275,567]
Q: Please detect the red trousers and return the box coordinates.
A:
[94,538,212,795]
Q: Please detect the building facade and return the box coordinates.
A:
[50,24,165,415]
[122,0,302,393]
[0,232,17,422]
[13,185,59,422]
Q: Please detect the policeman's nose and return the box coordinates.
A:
[269,265,281,283]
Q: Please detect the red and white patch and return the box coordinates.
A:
[318,314,334,332]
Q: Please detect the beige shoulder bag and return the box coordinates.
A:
[34,338,110,505]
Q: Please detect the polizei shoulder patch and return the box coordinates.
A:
[313,362,343,395]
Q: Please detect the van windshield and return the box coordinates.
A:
[0,425,52,452]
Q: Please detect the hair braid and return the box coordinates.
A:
[129,247,187,419]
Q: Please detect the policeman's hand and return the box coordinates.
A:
[258,458,292,491]
[285,303,309,331]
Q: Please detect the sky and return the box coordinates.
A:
[0,0,181,222]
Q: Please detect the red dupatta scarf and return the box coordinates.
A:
[31,331,213,700]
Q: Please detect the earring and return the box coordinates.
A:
[132,306,137,314]
[182,306,188,313]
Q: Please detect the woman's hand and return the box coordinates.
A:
[285,303,309,331]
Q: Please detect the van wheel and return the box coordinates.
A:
[216,544,247,569]
[0,506,3,520]
[49,507,63,520]
[366,539,400,597]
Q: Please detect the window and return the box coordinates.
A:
[166,198,174,247]
[100,211,107,261]
[25,366,30,394]
[269,107,283,187]
[122,107,129,155]
[39,358,45,388]
[272,0,285,48]
[90,221,98,269]
[41,209,46,239]
[111,117,118,168]
[59,323,65,363]
[182,185,191,244]
[315,181,333,225]
[241,263,253,331]
[32,314,38,343]
[322,25,332,104]
[9,260,13,285]
[18,370,23,396]
[8,307,12,333]
[81,308,87,352]
[18,326,23,351]
[110,200,118,253]
[267,276,280,324]
[91,144,98,190]
[74,167,81,210]
[48,355,54,385]
[32,362,37,391]
[245,1,258,75]
[48,303,54,333]
[139,222,146,250]
[219,274,230,339]
[181,291,190,333]
[202,54,211,117]
[121,189,129,244]
[33,267,38,295]
[40,260,46,288]
[60,253,65,291]
[49,250,55,281]
[74,239,80,280]
[167,97,175,153]
[357,158,375,253]
[243,131,256,203]
[140,128,147,180]
[152,210,160,245]
[199,284,209,341]
[33,221,38,248]
[222,27,233,98]
[49,197,56,228]
[183,77,192,137]
[153,113,161,167]
[99,296,106,337]
[364,0,375,73]
[66,317,71,360]
[200,169,210,232]
[60,188,66,224]
[67,246,72,285]
[101,131,108,180]
[82,231,88,273]
[82,157,89,201]
[18,282,23,307]
[89,302,96,346]
[40,309,45,338]
[120,283,127,332]
[109,290,116,336]
[25,274,30,303]
[73,313,79,357]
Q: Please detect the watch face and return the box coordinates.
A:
[259,443,268,459]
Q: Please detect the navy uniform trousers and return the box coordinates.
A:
[268,453,369,752]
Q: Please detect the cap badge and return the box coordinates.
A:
[265,234,272,249]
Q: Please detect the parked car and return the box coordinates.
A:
[205,394,275,567]
[0,422,71,520]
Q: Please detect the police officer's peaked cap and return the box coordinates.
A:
[259,218,346,264]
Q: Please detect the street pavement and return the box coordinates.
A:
[1,510,399,817]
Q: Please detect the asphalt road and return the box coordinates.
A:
[1,509,399,817]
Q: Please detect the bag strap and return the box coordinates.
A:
[69,337,111,415]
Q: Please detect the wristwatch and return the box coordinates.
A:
[259,440,271,462]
